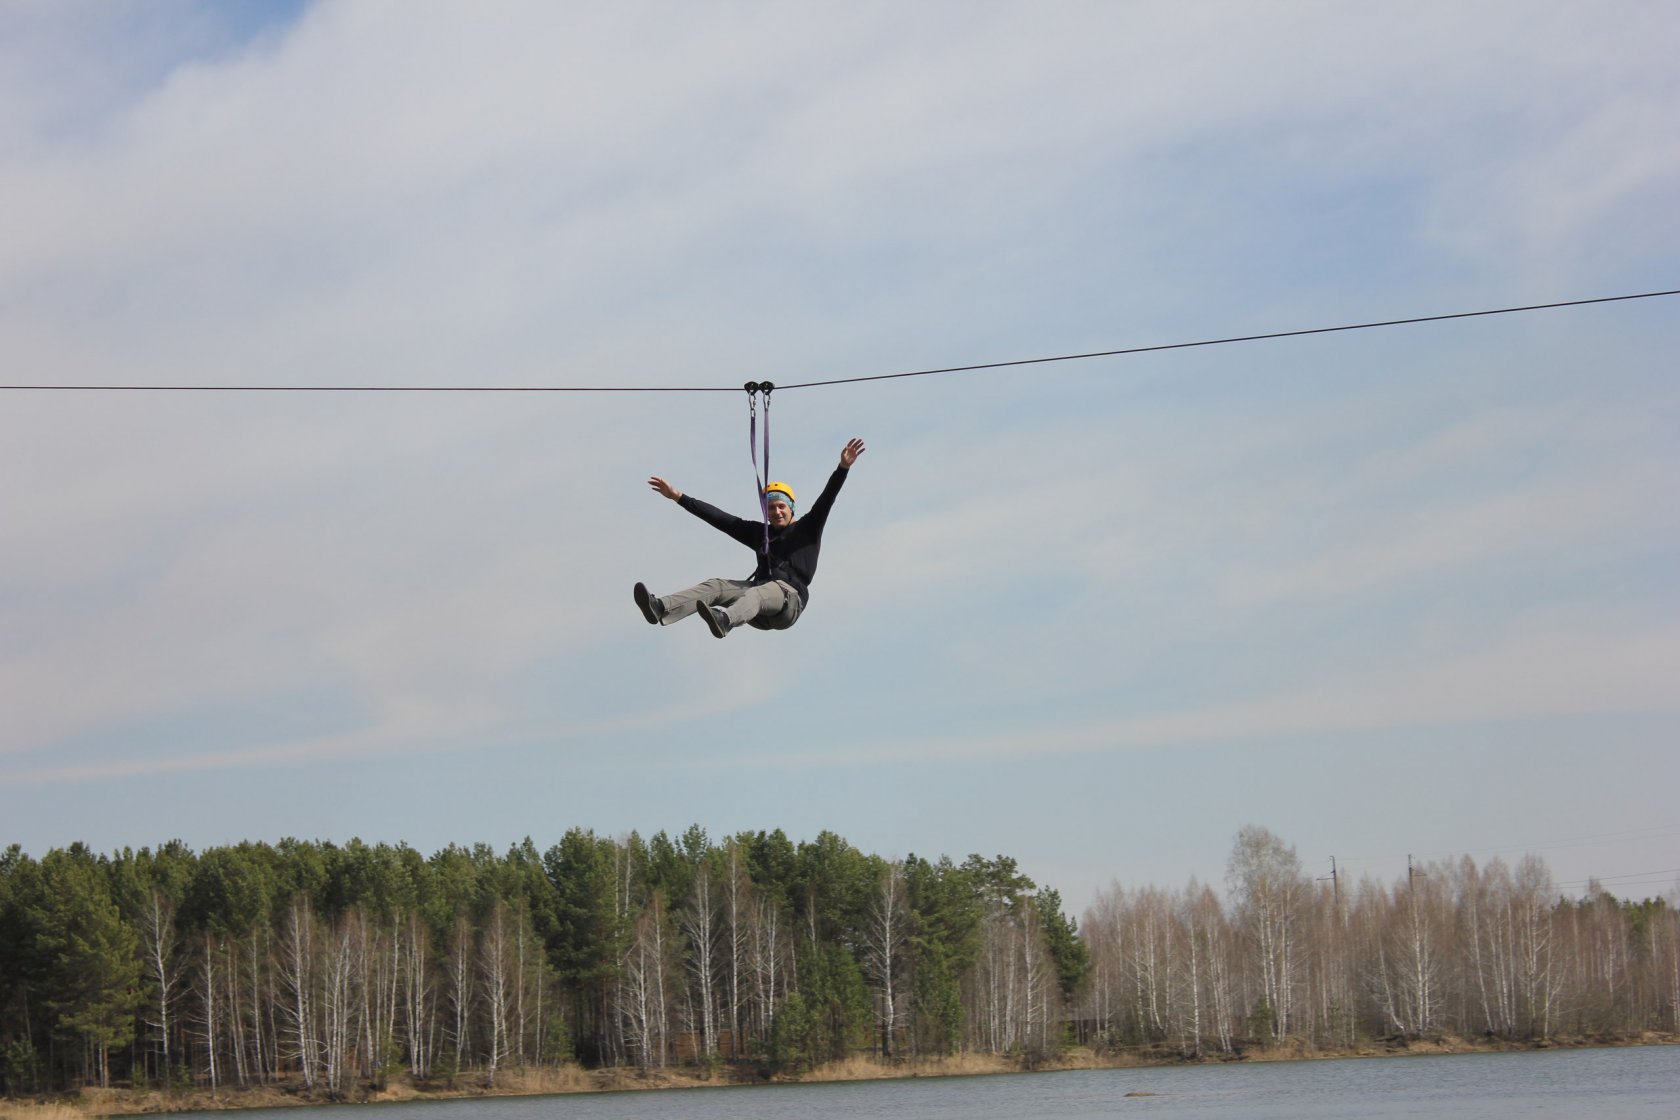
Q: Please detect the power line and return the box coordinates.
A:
[1554,868,1680,887]
[2,288,1675,394]
[0,381,732,394]
[1344,823,1680,866]
[1554,878,1678,895]
[778,289,1680,390]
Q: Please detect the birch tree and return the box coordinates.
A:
[722,844,749,1060]
[194,930,221,1092]
[1124,886,1173,1041]
[399,911,434,1077]
[443,913,474,1079]
[319,910,362,1097]
[1377,861,1447,1036]
[1181,881,1237,1054]
[1512,855,1560,1037]
[275,895,320,1090]
[478,900,513,1086]
[864,860,907,1057]
[620,895,674,1068]
[749,890,789,1052]
[680,860,721,1062]
[138,885,183,1085]
[1080,884,1125,1043]
[1226,826,1306,1042]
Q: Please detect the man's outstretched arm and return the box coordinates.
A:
[651,474,761,547]
[801,438,867,527]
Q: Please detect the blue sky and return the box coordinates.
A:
[3,1,1677,915]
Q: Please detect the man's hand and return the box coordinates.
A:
[648,476,682,501]
[839,438,866,470]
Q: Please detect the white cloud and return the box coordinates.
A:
[740,619,1680,769]
[1222,459,1665,606]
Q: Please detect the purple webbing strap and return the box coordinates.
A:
[762,392,771,553]
[747,384,770,555]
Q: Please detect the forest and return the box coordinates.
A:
[0,824,1674,1098]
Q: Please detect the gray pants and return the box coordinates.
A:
[659,578,803,630]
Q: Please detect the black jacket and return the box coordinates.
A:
[677,466,850,608]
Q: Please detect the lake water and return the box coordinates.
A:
[165,1046,1678,1120]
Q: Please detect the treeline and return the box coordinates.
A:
[0,826,1675,1099]
[1079,826,1679,1055]
[0,828,1083,1095]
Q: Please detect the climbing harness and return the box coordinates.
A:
[745,381,774,555]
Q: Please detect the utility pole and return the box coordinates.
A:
[1318,856,1341,909]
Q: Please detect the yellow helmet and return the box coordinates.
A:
[764,481,795,506]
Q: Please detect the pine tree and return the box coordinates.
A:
[33,847,142,1087]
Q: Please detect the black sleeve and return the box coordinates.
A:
[678,494,763,551]
[800,467,850,530]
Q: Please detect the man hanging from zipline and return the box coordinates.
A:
[634,437,866,637]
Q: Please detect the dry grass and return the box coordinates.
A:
[0,1104,86,1120]
[476,1067,595,1095]
[809,1057,898,1082]
[589,1067,722,1093]
[69,1086,307,1116]
[806,1053,1021,1082]
[365,1066,597,1100]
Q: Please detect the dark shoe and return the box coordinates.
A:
[699,604,731,638]
[633,582,664,625]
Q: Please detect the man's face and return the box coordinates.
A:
[768,498,794,527]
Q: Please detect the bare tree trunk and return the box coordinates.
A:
[247,931,269,1083]
[197,933,219,1093]
[866,861,906,1058]
[725,847,747,1061]
[514,907,528,1070]
[1178,887,1205,1057]
[358,920,376,1085]
[277,896,320,1090]
[682,866,719,1062]
[1019,898,1050,1055]
[445,915,473,1078]
[401,912,433,1078]
[141,889,180,1085]
[1513,856,1558,1038]
[651,897,671,1068]
[479,901,512,1088]
[382,918,402,1079]
[622,898,674,1069]
[751,896,783,1054]
[1228,826,1306,1043]
[319,911,363,1097]
[224,938,247,1086]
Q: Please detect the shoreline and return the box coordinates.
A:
[8,1033,1674,1117]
